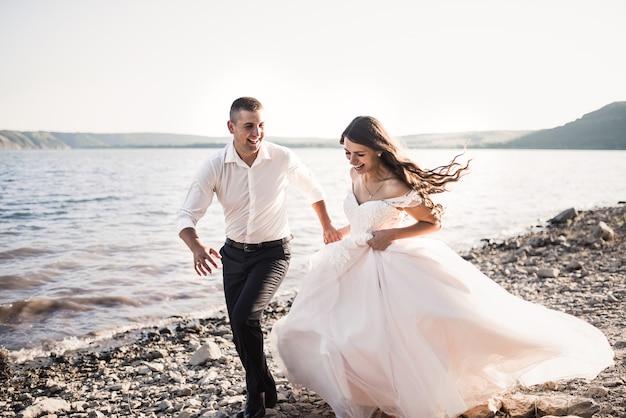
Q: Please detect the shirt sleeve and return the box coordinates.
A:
[175,158,218,234]
[286,149,327,204]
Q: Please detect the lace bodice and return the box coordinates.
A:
[344,189,423,234]
[318,190,425,271]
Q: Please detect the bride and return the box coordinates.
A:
[269,116,613,418]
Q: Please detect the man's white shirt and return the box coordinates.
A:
[176,141,326,243]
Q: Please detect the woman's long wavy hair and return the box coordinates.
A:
[340,116,470,216]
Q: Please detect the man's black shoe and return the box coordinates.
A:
[236,393,265,418]
[264,388,277,408]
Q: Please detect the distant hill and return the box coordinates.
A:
[0,131,231,150]
[0,130,537,150]
[489,102,626,149]
[0,131,71,149]
[1,102,624,150]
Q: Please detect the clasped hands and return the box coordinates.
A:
[323,226,392,251]
[323,225,343,245]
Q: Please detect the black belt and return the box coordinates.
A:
[225,235,292,252]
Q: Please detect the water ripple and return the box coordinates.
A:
[0,295,141,325]
[0,247,52,260]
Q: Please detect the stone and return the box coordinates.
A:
[565,260,583,271]
[586,386,609,398]
[550,207,578,224]
[159,399,174,411]
[537,268,560,278]
[142,349,167,360]
[144,361,164,372]
[461,397,502,418]
[17,397,71,418]
[502,393,540,418]
[542,416,583,418]
[190,340,223,366]
[592,221,615,241]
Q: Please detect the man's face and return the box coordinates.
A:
[228,109,265,159]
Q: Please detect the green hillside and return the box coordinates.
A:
[491,102,626,149]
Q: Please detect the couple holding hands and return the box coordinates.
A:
[176,97,612,418]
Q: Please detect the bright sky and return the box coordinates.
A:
[1,0,625,138]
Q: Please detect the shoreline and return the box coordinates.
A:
[1,204,624,418]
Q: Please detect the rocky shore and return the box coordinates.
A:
[1,204,625,418]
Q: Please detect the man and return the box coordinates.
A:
[177,97,341,418]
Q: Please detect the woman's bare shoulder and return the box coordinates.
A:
[384,177,411,196]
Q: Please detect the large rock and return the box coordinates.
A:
[461,397,502,418]
[550,208,578,224]
[592,221,615,241]
[535,396,599,418]
[17,397,71,418]
[190,339,222,366]
[499,394,598,418]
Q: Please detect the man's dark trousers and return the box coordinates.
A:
[220,241,291,397]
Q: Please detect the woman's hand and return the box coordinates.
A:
[367,203,442,251]
[367,229,395,251]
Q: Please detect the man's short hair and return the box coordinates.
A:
[230,97,264,123]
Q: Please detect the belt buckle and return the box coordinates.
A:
[243,243,258,252]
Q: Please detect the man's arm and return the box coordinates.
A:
[179,227,221,276]
[311,200,342,244]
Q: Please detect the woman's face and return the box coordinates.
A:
[343,137,380,174]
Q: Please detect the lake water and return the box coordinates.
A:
[1,147,625,362]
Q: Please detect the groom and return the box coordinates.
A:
[177,97,341,417]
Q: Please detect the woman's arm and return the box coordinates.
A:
[366,203,441,251]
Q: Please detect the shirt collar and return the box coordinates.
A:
[225,141,271,167]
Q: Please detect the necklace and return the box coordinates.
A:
[362,178,384,200]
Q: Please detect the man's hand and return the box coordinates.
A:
[179,227,222,276]
[311,200,343,245]
[194,247,221,276]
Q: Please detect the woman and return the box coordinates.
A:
[269,116,613,418]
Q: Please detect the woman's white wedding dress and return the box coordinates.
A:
[269,190,613,418]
